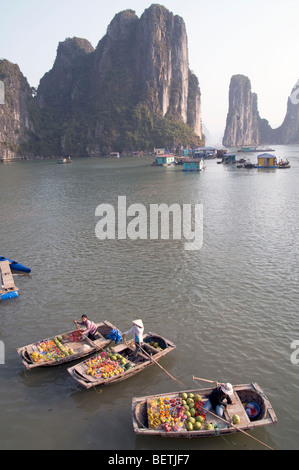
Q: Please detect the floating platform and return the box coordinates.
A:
[0,256,31,273]
[0,260,19,300]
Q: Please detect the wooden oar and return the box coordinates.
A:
[204,407,274,450]
[193,375,219,386]
[139,344,185,387]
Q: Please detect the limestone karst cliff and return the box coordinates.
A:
[223,74,299,146]
[222,75,261,147]
[0,4,204,160]
[0,60,37,161]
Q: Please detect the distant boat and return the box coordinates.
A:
[238,146,275,153]
[278,159,291,169]
[0,257,31,273]
[238,146,257,152]
[243,161,256,169]
[57,156,72,164]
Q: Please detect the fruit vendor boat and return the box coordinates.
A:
[67,333,176,389]
[0,256,31,273]
[131,382,277,439]
[16,320,118,370]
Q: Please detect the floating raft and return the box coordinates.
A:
[0,260,19,300]
[0,256,31,273]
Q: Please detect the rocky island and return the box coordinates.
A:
[223,74,299,147]
[0,4,204,161]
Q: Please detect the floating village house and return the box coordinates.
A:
[182,158,204,171]
[155,154,175,166]
[222,153,236,163]
[193,147,217,158]
[183,147,217,158]
[256,153,277,168]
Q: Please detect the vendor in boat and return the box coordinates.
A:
[203,383,235,417]
[74,315,97,341]
[122,319,144,356]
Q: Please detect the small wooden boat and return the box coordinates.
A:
[131,383,277,439]
[16,320,118,370]
[67,333,176,389]
[243,161,256,169]
[57,156,72,164]
[278,159,291,168]
[0,256,31,273]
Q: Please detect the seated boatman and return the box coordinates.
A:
[203,382,235,417]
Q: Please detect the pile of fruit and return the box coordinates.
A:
[180,392,207,431]
[145,339,163,351]
[147,396,186,432]
[30,336,74,363]
[147,392,220,433]
[85,351,133,379]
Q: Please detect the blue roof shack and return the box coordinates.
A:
[256,153,277,168]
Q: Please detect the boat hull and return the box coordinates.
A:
[67,332,176,389]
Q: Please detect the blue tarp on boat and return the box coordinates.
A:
[107,329,123,344]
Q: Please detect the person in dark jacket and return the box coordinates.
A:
[203,383,234,417]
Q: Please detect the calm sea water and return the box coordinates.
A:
[0,146,298,450]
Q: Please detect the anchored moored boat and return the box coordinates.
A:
[278,159,291,168]
[131,382,277,439]
[67,333,176,389]
[17,321,118,369]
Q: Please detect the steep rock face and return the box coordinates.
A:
[37,37,94,109]
[36,4,203,156]
[273,84,299,143]
[223,75,260,147]
[0,5,203,159]
[136,5,189,122]
[0,60,36,160]
[223,75,299,146]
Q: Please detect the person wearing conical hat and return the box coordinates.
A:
[203,382,235,418]
[122,319,144,356]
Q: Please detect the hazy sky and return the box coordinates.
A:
[1,0,299,144]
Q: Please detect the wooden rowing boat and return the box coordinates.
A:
[67,333,176,389]
[131,383,277,438]
[16,320,118,370]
